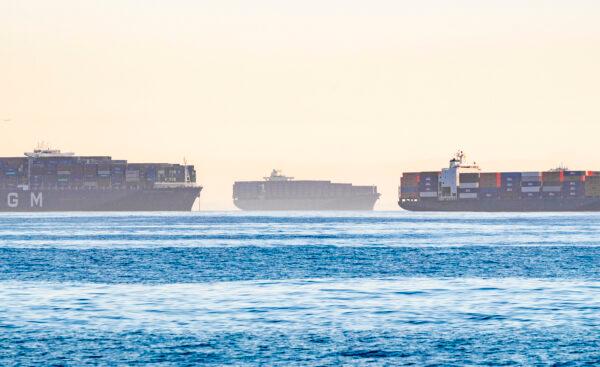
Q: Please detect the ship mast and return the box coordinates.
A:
[264,169,293,181]
[183,157,190,184]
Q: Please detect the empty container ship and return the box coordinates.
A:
[233,170,380,210]
[399,151,600,212]
[0,148,201,211]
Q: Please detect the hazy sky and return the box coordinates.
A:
[2,1,599,209]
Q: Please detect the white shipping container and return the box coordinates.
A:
[521,186,541,193]
[521,172,542,177]
[542,186,562,192]
[459,182,479,189]
[459,193,478,199]
[419,191,438,198]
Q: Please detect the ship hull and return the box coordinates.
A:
[234,195,379,211]
[0,187,201,212]
[399,197,600,212]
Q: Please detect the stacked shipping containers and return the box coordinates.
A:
[459,173,479,199]
[111,161,126,188]
[541,171,563,198]
[563,171,586,198]
[0,155,194,191]
[521,172,542,199]
[400,173,420,199]
[402,166,600,204]
[0,158,27,189]
[501,173,521,199]
[419,172,439,199]
[585,175,600,197]
[84,163,98,189]
[479,172,500,199]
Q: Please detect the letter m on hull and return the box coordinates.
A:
[31,192,43,208]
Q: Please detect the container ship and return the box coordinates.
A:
[0,148,201,211]
[399,151,600,212]
[233,170,380,210]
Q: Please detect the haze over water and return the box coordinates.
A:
[3,0,600,209]
[1,212,599,365]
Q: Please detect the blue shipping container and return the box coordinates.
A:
[501,172,522,179]
[564,171,586,176]
[418,181,437,190]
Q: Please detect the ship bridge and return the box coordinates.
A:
[439,151,481,200]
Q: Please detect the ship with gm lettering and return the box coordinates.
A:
[0,147,201,211]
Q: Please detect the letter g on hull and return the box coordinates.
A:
[7,193,18,208]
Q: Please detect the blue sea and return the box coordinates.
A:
[1,212,599,366]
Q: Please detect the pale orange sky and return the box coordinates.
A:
[1,1,600,209]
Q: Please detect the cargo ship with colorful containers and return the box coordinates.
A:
[0,147,201,211]
[399,151,600,211]
[233,169,380,210]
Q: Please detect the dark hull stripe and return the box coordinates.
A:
[0,187,201,212]
[399,198,600,212]
[234,196,379,211]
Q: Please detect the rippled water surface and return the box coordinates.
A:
[1,212,599,366]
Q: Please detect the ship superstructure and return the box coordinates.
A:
[399,152,600,212]
[0,148,201,211]
[233,169,380,210]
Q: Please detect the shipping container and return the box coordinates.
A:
[401,173,420,186]
[479,172,500,188]
[459,172,480,184]
[542,171,563,183]
[542,186,562,192]
[501,172,522,179]
[125,169,140,182]
[418,172,439,190]
[501,172,522,189]
[585,176,600,197]
[459,193,478,199]
[400,192,419,199]
[564,170,586,176]
[499,191,521,199]
[522,181,541,187]
[459,182,479,189]
[564,191,585,198]
[521,172,542,182]
[401,186,418,193]
[521,192,541,199]
[564,171,586,182]
[521,186,541,193]
[542,191,562,199]
[562,181,585,197]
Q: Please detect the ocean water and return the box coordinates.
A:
[1,212,599,366]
